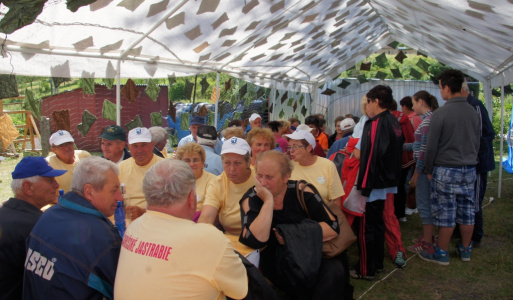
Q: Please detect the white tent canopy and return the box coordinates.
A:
[1,0,512,197]
[1,0,512,92]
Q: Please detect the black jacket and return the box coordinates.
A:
[467,95,496,173]
[0,198,42,300]
[275,220,323,288]
[357,110,404,197]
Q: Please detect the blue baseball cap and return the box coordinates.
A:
[190,116,206,126]
[12,157,67,179]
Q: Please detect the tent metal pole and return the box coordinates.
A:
[482,80,493,121]
[116,60,121,126]
[499,76,505,198]
[311,82,319,115]
[215,72,220,129]
[270,80,276,121]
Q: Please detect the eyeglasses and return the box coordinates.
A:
[286,145,306,151]
[183,158,202,164]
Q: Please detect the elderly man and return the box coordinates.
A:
[23,157,123,300]
[114,160,248,300]
[119,127,164,221]
[462,81,495,247]
[100,125,131,163]
[149,126,168,158]
[245,113,262,135]
[178,115,222,154]
[197,125,223,175]
[0,157,65,300]
[46,130,91,193]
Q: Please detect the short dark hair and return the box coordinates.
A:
[436,69,464,94]
[399,96,413,110]
[266,121,282,133]
[390,100,398,111]
[304,115,320,129]
[228,119,242,127]
[366,85,395,110]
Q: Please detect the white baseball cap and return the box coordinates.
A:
[221,137,251,155]
[295,124,313,132]
[49,130,74,146]
[249,113,261,122]
[128,127,152,144]
[340,118,356,131]
[284,130,316,149]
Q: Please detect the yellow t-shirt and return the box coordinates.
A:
[290,156,344,203]
[160,149,168,158]
[114,211,248,300]
[46,150,91,193]
[118,155,164,209]
[195,170,216,212]
[203,170,256,255]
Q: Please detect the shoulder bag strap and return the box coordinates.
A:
[295,180,311,219]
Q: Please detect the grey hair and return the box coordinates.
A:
[149,127,168,143]
[143,160,196,207]
[462,80,469,92]
[71,156,119,192]
[11,176,42,194]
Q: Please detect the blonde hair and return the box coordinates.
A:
[222,126,245,140]
[175,142,206,163]
[360,94,368,117]
[256,151,293,178]
[246,128,276,149]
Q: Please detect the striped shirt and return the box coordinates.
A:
[404,111,433,174]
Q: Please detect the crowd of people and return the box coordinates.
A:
[0,69,495,299]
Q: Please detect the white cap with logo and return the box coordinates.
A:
[249,113,261,122]
[221,137,251,155]
[284,130,316,149]
[295,124,313,132]
[340,118,356,131]
[49,130,74,146]
[128,127,152,144]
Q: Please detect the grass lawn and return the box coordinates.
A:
[348,161,513,299]
[1,154,512,299]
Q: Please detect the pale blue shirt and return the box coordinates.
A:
[178,134,223,155]
[202,145,223,176]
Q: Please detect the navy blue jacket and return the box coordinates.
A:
[23,192,121,300]
[0,198,42,300]
[467,95,496,173]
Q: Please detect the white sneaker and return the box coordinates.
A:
[405,208,418,215]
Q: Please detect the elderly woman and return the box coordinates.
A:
[246,127,275,166]
[352,85,405,279]
[328,116,346,148]
[285,130,344,206]
[239,151,345,299]
[222,126,245,140]
[175,142,216,212]
[198,137,255,256]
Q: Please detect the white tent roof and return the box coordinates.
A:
[1,0,512,91]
